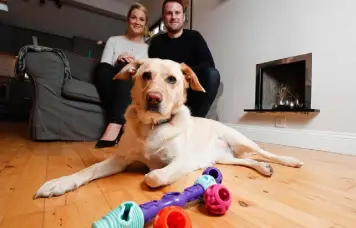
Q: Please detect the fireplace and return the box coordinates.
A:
[245,53,319,113]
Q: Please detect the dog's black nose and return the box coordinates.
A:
[146,91,162,104]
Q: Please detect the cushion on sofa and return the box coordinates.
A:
[62,78,101,104]
[62,50,98,84]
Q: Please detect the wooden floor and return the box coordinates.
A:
[1,122,356,228]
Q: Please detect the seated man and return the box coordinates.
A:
[148,0,220,118]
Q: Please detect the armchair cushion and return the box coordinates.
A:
[62,78,101,104]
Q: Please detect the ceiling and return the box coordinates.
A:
[0,0,132,41]
[116,0,138,4]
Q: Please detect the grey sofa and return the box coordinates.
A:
[23,50,224,141]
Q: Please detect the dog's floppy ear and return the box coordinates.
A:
[180,63,206,92]
[113,60,144,80]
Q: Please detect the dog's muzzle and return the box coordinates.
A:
[145,91,162,112]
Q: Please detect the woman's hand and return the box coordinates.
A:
[117,52,135,63]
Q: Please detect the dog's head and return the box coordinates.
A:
[113,58,205,124]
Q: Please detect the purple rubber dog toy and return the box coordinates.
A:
[139,166,222,223]
[202,166,223,184]
[92,166,223,228]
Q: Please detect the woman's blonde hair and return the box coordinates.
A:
[127,3,148,24]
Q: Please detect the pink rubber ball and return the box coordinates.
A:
[203,184,232,215]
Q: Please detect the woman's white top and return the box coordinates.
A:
[100,35,148,66]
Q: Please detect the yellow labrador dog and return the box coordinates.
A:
[34,58,303,198]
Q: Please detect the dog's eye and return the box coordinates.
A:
[142,72,151,81]
[166,76,176,84]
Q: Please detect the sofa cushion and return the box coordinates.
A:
[62,78,101,104]
[62,50,98,84]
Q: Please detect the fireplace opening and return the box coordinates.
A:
[261,60,307,110]
[245,53,319,113]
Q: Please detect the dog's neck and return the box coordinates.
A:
[124,105,177,138]
[151,115,174,129]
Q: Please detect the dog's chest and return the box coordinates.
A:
[145,146,176,165]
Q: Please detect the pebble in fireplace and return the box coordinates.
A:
[245,53,319,113]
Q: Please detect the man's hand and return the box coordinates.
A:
[117,52,135,63]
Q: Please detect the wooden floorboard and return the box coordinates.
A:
[0,122,356,227]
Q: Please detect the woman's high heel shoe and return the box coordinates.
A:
[95,127,124,148]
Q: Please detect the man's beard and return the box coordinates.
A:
[165,23,184,34]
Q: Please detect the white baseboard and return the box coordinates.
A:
[225,124,356,156]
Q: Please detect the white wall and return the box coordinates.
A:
[0,0,127,41]
[139,0,162,26]
[193,0,356,134]
[192,0,356,154]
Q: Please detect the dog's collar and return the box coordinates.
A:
[151,115,174,129]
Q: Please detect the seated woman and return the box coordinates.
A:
[94,3,149,148]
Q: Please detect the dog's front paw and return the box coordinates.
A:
[33,175,77,199]
[144,170,166,188]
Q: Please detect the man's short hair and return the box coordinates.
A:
[162,0,186,14]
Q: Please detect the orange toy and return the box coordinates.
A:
[153,206,192,228]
